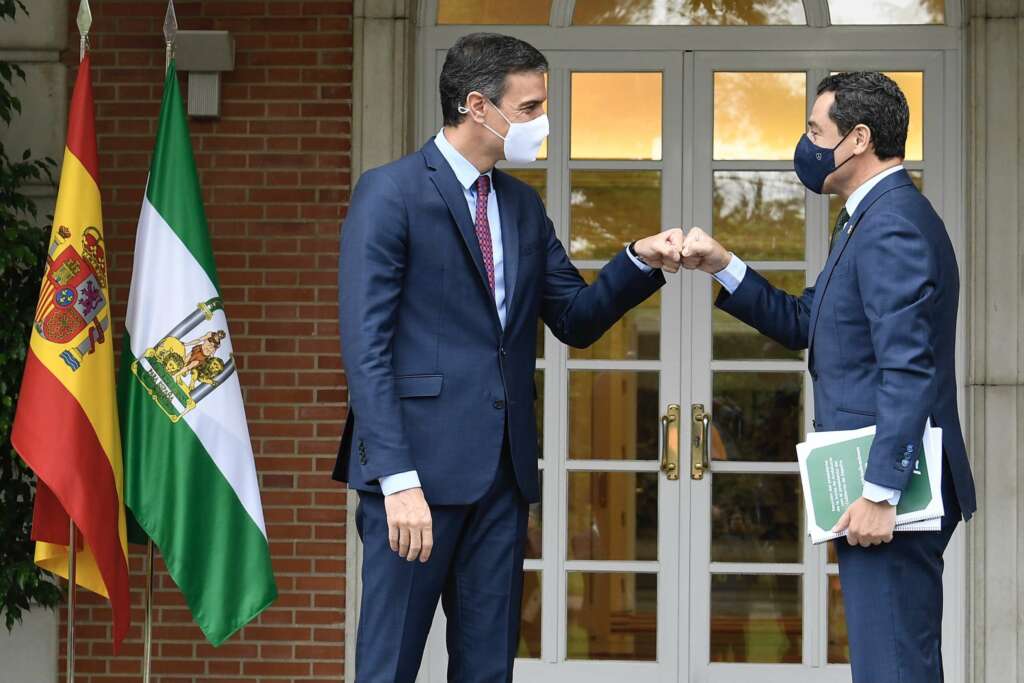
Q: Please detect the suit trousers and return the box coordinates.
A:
[835,455,961,683]
[354,447,529,683]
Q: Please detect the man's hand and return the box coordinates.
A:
[832,497,897,547]
[384,487,434,562]
[680,227,732,274]
[634,228,684,273]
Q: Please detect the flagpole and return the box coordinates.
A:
[69,2,91,675]
[143,541,155,683]
[67,519,77,683]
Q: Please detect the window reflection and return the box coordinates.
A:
[571,72,662,160]
[828,0,944,25]
[712,371,804,461]
[567,572,657,660]
[713,171,805,261]
[570,171,661,261]
[568,471,658,561]
[886,72,923,160]
[714,72,807,160]
[574,0,805,25]
[711,474,803,563]
[827,574,850,663]
[437,0,552,24]
[526,469,542,559]
[504,169,547,206]
[569,371,660,461]
[710,574,802,663]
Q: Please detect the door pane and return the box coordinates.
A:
[887,72,923,160]
[571,72,662,159]
[712,271,806,360]
[505,168,547,203]
[518,570,543,658]
[574,0,806,25]
[714,72,806,160]
[569,371,660,460]
[567,572,657,660]
[568,471,658,561]
[527,470,543,559]
[712,371,804,462]
[713,171,806,261]
[570,170,661,260]
[711,474,803,563]
[572,270,660,360]
[437,0,551,24]
[710,574,802,663]
[827,574,851,663]
[827,0,944,25]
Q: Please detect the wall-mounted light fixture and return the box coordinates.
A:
[174,30,234,118]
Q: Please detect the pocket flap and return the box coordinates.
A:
[395,374,443,398]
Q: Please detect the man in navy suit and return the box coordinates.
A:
[335,33,682,682]
[680,72,976,682]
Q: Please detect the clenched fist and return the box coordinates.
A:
[634,228,685,273]
[681,227,732,274]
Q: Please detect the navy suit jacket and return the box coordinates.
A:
[334,141,665,505]
[717,169,976,519]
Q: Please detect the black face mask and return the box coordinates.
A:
[793,128,855,194]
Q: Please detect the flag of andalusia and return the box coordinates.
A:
[118,62,276,645]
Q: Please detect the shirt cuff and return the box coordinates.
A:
[626,243,654,273]
[711,253,747,294]
[862,480,902,506]
[379,470,422,496]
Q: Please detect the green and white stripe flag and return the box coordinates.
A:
[118,62,276,645]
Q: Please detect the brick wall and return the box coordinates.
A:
[56,2,353,680]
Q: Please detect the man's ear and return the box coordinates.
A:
[463,91,489,124]
[853,123,873,155]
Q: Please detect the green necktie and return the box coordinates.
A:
[829,207,850,254]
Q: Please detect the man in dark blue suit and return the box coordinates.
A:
[681,72,976,682]
[335,33,681,682]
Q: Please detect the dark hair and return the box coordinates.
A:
[816,71,909,161]
[439,33,548,127]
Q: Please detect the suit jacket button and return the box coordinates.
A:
[493,400,506,410]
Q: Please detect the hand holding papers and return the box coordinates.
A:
[797,424,944,545]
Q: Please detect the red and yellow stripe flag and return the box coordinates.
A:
[11,54,130,649]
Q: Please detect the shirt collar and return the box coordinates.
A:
[845,164,904,216]
[434,128,492,191]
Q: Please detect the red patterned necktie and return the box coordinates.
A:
[474,175,496,292]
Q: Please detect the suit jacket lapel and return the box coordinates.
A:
[807,169,916,353]
[422,143,495,299]
[422,141,503,332]
[494,171,520,318]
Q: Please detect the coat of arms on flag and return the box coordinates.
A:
[130,297,238,422]
[34,225,110,371]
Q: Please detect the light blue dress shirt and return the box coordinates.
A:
[378,130,652,496]
[714,165,906,505]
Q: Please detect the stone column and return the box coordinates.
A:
[0,0,66,680]
[966,2,1024,682]
[351,0,417,180]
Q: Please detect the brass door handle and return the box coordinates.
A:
[691,403,711,480]
[660,404,681,481]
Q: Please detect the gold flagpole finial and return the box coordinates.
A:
[76,0,92,63]
[163,1,178,73]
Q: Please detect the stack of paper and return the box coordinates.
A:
[797,424,944,545]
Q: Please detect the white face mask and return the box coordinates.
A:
[460,99,549,163]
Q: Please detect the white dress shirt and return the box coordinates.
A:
[714,165,906,505]
[378,130,652,496]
